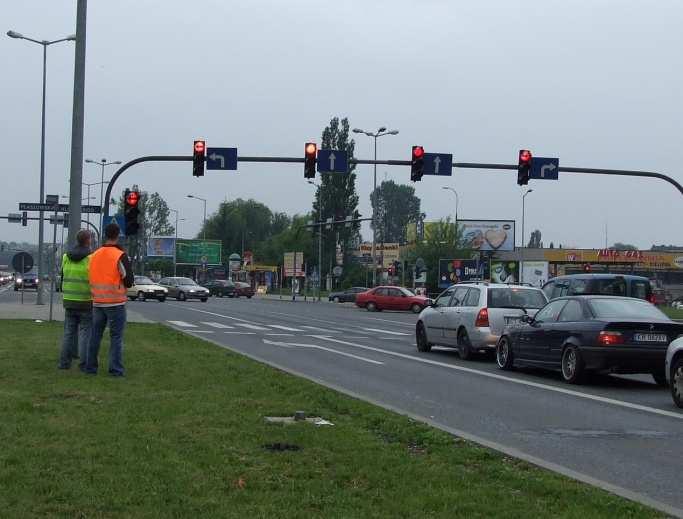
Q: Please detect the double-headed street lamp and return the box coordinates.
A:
[521,189,534,284]
[441,186,460,229]
[7,29,75,305]
[187,194,207,239]
[352,126,399,287]
[85,158,121,232]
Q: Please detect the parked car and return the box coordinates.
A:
[666,337,683,408]
[328,287,368,303]
[356,286,429,313]
[671,299,683,310]
[416,282,548,359]
[14,272,39,291]
[127,276,167,302]
[495,295,683,385]
[542,274,654,303]
[234,282,254,298]
[204,279,237,298]
[158,277,209,302]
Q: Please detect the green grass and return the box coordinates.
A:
[0,320,661,518]
[662,307,683,320]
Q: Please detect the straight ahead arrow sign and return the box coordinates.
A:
[328,152,336,171]
[433,155,441,174]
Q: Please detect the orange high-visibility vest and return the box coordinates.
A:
[89,246,127,305]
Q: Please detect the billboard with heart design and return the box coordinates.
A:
[460,220,515,252]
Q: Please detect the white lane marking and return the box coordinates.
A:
[168,305,261,325]
[190,330,214,334]
[234,323,269,330]
[265,333,294,337]
[201,321,234,329]
[263,338,383,365]
[362,328,410,336]
[269,325,304,332]
[167,320,197,328]
[302,325,341,333]
[223,331,256,335]
[363,317,416,327]
[310,336,683,421]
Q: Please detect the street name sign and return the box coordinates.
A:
[531,157,559,180]
[423,153,453,176]
[19,203,101,214]
[206,147,238,170]
[317,149,348,174]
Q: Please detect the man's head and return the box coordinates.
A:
[104,223,120,243]
[76,229,91,249]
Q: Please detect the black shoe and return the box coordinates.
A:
[57,364,71,370]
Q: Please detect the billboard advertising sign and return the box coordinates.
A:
[147,237,175,258]
[284,251,305,277]
[356,243,400,268]
[460,220,515,252]
[522,261,549,287]
[175,239,222,265]
[438,259,484,288]
[490,260,520,284]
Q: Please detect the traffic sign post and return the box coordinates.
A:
[317,149,348,174]
[206,147,238,170]
[531,157,559,180]
[423,153,453,176]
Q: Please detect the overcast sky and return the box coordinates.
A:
[2,0,682,250]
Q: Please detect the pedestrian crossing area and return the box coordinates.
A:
[166,319,413,340]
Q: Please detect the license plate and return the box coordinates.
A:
[633,333,668,343]
[504,316,523,327]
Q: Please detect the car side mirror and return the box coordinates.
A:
[520,314,533,324]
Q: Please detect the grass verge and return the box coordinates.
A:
[0,320,661,518]
[662,307,683,320]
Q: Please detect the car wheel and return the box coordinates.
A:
[201,298,208,302]
[178,291,186,301]
[561,345,586,384]
[671,357,683,408]
[411,303,422,314]
[128,295,137,301]
[13,286,18,291]
[457,329,473,360]
[651,369,668,387]
[138,291,146,302]
[157,296,166,302]
[366,301,377,312]
[334,296,340,303]
[416,322,432,352]
[247,295,252,299]
[496,336,515,370]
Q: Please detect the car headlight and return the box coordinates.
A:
[16,278,22,283]
[189,289,195,292]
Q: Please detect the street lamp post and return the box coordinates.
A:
[187,195,207,240]
[441,186,460,239]
[521,189,534,284]
[308,180,323,301]
[86,158,121,233]
[352,126,399,287]
[7,29,75,305]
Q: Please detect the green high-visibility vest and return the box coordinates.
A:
[61,253,91,302]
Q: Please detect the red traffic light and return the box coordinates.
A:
[194,140,206,154]
[413,146,425,158]
[305,142,317,156]
[126,191,140,207]
[519,149,532,164]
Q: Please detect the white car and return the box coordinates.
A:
[665,337,683,408]
[127,275,167,302]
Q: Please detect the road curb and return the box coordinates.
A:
[169,323,683,519]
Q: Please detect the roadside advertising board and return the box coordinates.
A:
[460,220,515,252]
[284,251,305,277]
[438,259,483,288]
[146,237,175,257]
[490,260,520,284]
[175,239,222,265]
[522,261,549,287]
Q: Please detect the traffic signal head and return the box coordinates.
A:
[583,263,591,273]
[411,146,425,182]
[124,188,141,236]
[304,142,317,179]
[193,140,206,177]
[517,149,532,186]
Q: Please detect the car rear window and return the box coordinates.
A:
[589,299,667,320]
[487,288,547,309]
[631,280,650,300]
[591,278,627,297]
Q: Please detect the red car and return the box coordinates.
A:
[234,282,255,298]
[355,286,429,313]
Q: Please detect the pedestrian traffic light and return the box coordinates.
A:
[517,149,532,186]
[193,140,206,177]
[304,142,317,179]
[124,188,141,236]
[411,146,425,182]
[21,211,27,227]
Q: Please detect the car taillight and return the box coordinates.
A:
[475,307,489,328]
[598,331,624,346]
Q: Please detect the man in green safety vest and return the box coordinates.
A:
[58,229,93,370]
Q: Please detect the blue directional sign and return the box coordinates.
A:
[423,153,453,176]
[206,147,238,170]
[102,214,125,237]
[531,157,559,180]
[317,149,348,174]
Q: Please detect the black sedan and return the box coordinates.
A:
[14,273,39,291]
[328,287,368,303]
[204,279,236,298]
[495,296,683,385]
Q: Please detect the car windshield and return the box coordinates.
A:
[589,298,668,320]
[399,287,415,296]
[135,277,154,285]
[488,288,547,309]
[177,278,197,285]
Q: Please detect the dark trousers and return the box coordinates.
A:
[86,305,126,376]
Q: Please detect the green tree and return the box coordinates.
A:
[610,242,637,250]
[527,229,542,248]
[312,117,360,280]
[370,180,421,244]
